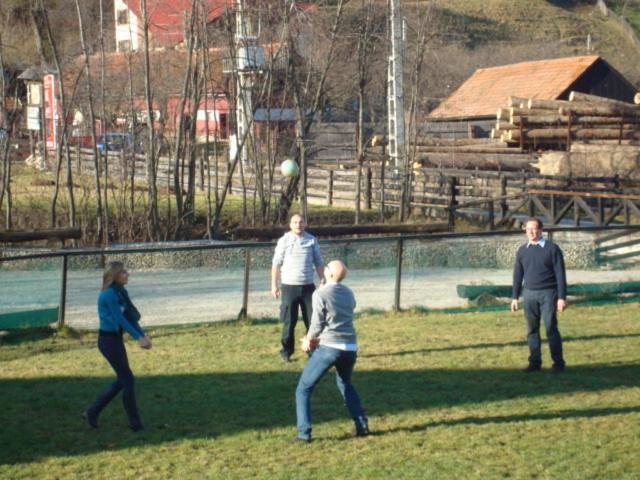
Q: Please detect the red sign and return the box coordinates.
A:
[43,74,58,151]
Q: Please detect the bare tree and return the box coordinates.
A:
[33,0,78,230]
[141,0,161,240]
[0,24,15,228]
[352,0,383,224]
[98,0,110,242]
[404,2,434,219]
[275,0,346,224]
[75,0,105,243]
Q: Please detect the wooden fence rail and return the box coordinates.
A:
[60,147,640,229]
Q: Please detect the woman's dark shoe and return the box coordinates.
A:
[523,364,542,373]
[353,416,370,437]
[129,423,144,432]
[82,410,99,429]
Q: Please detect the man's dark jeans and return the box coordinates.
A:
[88,332,142,428]
[523,288,565,368]
[280,283,315,358]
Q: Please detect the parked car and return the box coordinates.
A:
[97,132,143,153]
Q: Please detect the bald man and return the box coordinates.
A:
[293,260,369,443]
[272,214,324,362]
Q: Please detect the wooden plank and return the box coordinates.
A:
[0,308,59,329]
[457,281,640,300]
[528,189,640,201]
[0,228,81,243]
[574,196,600,224]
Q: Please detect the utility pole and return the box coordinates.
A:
[387,0,407,218]
[387,0,405,170]
[234,0,260,165]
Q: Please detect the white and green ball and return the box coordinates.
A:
[280,159,300,178]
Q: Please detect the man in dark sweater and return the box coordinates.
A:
[511,217,567,373]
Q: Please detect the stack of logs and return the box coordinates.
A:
[492,91,640,148]
[411,136,536,171]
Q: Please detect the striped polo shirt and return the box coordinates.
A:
[272,231,324,285]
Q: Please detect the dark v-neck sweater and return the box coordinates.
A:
[512,240,567,299]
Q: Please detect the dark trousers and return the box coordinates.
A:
[523,288,565,367]
[280,283,315,357]
[88,332,142,428]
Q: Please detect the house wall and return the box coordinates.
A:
[563,59,638,103]
[115,0,140,52]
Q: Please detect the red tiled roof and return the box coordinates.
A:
[428,55,602,119]
[123,0,231,47]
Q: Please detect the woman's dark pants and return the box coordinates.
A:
[87,332,142,429]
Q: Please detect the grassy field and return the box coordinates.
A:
[1,304,639,479]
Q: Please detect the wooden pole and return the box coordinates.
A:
[238,249,250,320]
[57,255,68,329]
[487,200,494,231]
[447,176,457,230]
[394,238,403,312]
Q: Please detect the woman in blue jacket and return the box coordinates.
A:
[84,261,152,431]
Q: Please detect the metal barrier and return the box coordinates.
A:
[0,226,640,329]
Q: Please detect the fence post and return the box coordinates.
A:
[394,238,404,311]
[447,177,457,230]
[326,170,334,206]
[379,160,386,222]
[487,200,495,231]
[366,166,372,210]
[238,249,250,320]
[500,174,508,219]
[57,254,68,329]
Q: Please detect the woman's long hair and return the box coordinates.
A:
[102,261,126,290]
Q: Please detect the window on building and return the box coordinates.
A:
[117,9,129,25]
[118,40,132,52]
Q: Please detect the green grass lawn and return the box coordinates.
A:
[1,304,639,479]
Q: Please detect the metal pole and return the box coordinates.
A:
[393,238,403,311]
[57,254,68,329]
[238,248,250,320]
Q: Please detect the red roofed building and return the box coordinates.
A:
[427,56,637,138]
[114,0,232,52]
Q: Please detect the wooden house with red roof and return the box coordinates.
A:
[427,55,638,138]
[114,0,231,52]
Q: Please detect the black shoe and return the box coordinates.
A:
[523,364,541,373]
[281,354,291,363]
[353,416,370,437]
[82,410,98,429]
[352,427,370,437]
[129,423,144,432]
[552,363,565,373]
[290,436,311,444]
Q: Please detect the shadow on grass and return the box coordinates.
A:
[360,332,640,358]
[1,362,639,465]
[382,405,640,434]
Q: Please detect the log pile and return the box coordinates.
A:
[492,91,640,148]
[411,132,537,172]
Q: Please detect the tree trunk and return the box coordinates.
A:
[75,0,104,243]
[141,0,160,240]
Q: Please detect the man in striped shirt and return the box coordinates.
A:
[272,214,325,362]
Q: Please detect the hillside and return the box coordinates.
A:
[404,0,640,111]
[2,1,640,96]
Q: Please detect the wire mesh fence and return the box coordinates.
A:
[2,227,640,330]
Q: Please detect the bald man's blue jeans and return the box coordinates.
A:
[295,345,365,441]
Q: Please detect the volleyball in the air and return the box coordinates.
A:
[280,159,300,178]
